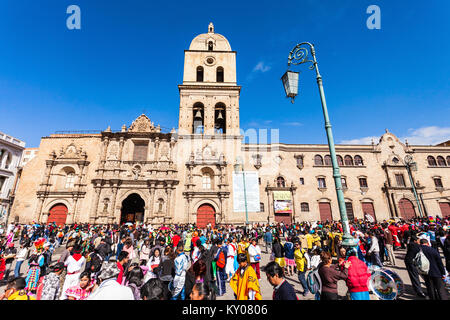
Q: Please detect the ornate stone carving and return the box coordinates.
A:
[128,114,157,133]
[58,143,84,159]
[107,141,119,160]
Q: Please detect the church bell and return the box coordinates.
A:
[194,110,202,119]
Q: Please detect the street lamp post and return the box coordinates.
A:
[234,160,249,226]
[281,42,356,248]
[404,155,424,218]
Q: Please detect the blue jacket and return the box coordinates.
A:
[264,232,273,243]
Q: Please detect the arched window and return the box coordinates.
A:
[301,202,309,212]
[447,156,450,166]
[344,155,354,166]
[214,103,226,134]
[276,176,286,187]
[193,102,204,134]
[65,172,75,189]
[196,66,204,82]
[216,67,224,82]
[314,155,324,166]
[208,41,213,51]
[324,155,332,166]
[202,173,212,189]
[354,155,364,166]
[437,156,446,166]
[427,156,437,166]
[337,155,344,166]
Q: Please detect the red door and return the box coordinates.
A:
[48,204,68,226]
[319,203,332,223]
[197,204,215,228]
[274,212,292,225]
[398,198,416,220]
[362,202,377,222]
[439,202,450,217]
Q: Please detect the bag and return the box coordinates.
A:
[413,248,430,275]
[216,250,226,269]
[307,268,322,295]
[254,254,261,262]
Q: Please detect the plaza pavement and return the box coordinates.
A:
[1,240,446,300]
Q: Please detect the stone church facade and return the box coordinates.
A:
[9,24,450,226]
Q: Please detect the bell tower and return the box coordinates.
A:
[178,23,241,136]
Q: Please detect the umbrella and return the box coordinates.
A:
[124,222,133,226]
[160,226,170,231]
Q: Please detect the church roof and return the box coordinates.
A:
[188,22,232,51]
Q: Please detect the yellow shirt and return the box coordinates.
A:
[294,248,307,272]
[306,234,314,249]
[237,241,249,254]
[8,290,36,300]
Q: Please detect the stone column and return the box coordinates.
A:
[186,197,192,224]
[100,137,110,178]
[90,186,101,223]
[110,186,119,224]
[147,183,155,223]
[165,184,172,222]
[218,196,223,224]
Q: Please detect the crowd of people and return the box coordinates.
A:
[0,215,448,300]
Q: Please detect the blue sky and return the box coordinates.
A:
[1,0,449,147]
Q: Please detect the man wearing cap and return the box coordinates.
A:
[87,261,134,300]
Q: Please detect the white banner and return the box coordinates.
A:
[233,171,260,213]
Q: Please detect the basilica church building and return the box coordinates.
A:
[9,24,450,226]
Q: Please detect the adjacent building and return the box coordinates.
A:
[0,132,25,223]
[9,24,450,226]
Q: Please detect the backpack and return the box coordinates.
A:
[307,268,322,296]
[413,248,430,275]
[216,250,226,269]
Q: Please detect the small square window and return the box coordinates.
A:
[299,178,304,185]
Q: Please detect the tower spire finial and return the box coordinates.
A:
[208,22,214,33]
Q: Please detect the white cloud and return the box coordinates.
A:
[282,121,303,127]
[253,62,271,73]
[401,126,450,145]
[339,126,450,145]
[340,136,379,145]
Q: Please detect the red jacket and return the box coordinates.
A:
[117,262,124,284]
[172,235,181,248]
[346,256,370,293]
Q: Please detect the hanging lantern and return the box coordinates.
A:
[281,70,299,103]
[217,110,224,120]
